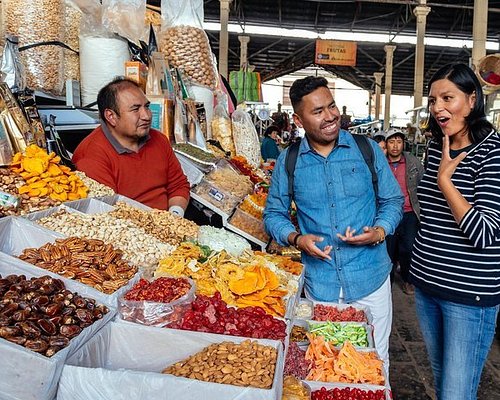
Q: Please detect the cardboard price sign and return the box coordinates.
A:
[315,40,357,66]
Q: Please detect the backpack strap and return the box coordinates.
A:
[352,134,378,199]
[285,140,301,201]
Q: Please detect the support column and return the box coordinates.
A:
[373,72,384,121]
[218,0,232,79]
[383,44,396,131]
[472,0,488,69]
[238,35,250,70]
[413,4,431,108]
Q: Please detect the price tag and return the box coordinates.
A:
[208,187,225,202]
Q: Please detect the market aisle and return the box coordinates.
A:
[389,275,500,400]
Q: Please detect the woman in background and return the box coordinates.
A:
[409,63,500,400]
[261,125,281,161]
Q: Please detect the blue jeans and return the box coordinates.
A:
[415,288,499,400]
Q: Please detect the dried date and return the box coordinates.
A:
[0,273,108,357]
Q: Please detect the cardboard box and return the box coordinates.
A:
[125,61,148,92]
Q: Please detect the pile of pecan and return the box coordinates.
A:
[18,237,137,294]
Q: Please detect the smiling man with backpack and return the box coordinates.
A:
[263,76,403,374]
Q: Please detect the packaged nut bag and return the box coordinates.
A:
[232,106,261,168]
[4,0,66,95]
[160,0,219,90]
[211,91,235,156]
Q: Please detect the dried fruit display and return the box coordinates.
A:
[0,168,60,216]
[18,237,137,294]
[162,339,277,389]
[172,292,287,341]
[238,193,267,219]
[312,387,386,400]
[290,325,308,343]
[230,156,267,185]
[313,304,367,323]
[306,337,384,385]
[10,145,88,202]
[109,202,199,246]
[124,277,191,303]
[0,273,108,357]
[283,342,311,380]
[309,321,369,347]
[157,246,292,317]
[228,208,269,243]
[282,376,310,400]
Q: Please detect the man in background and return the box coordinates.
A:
[385,128,424,294]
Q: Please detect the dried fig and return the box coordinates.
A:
[0,325,22,338]
[37,318,57,335]
[49,335,69,347]
[75,309,93,324]
[5,335,27,346]
[12,309,30,322]
[18,321,41,338]
[59,324,81,338]
[25,339,49,354]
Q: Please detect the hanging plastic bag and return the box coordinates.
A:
[211,92,235,156]
[101,0,147,43]
[160,0,218,90]
[64,0,83,83]
[77,0,130,106]
[185,99,207,150]
[4,0,66,95]
[231,106,261,168]
[174,97,188,144]
[0,35,26,92]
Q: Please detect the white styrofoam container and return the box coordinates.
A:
[58,321,284,400]
[63,198,115,214]
[0,255,115,400]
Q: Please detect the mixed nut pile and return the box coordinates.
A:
[0,274,108,357]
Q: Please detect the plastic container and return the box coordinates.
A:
[311,300,373,324]
[191,179,243,215]
[307,321,375,349]
[228,207,269,243]
[290,319,310,348]
[294,298,313,320]
[307,381,391,400]
[118,277,195,327]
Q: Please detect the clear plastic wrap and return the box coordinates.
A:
[231,107,261,168]
[4,0,66,95]
[228,207,269,243]
[0,35,26,92]
[118,277,195,327]
[212,91,235,155]
[160,0,218,89]
[64,0,83,83]
[102,0,147,42]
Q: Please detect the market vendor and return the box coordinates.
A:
[73,78,190,215]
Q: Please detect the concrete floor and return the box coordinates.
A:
[389,276,500,400]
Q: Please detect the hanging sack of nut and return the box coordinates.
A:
[4,0,66,95]
[160,0,219,90]
[231,106,261,168]
[64,0,83,83]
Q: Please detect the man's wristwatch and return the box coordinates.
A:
[372,226,386,245]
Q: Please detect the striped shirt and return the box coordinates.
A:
[410,130,500,307]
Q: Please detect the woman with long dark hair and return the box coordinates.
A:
[410,63,500,400]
